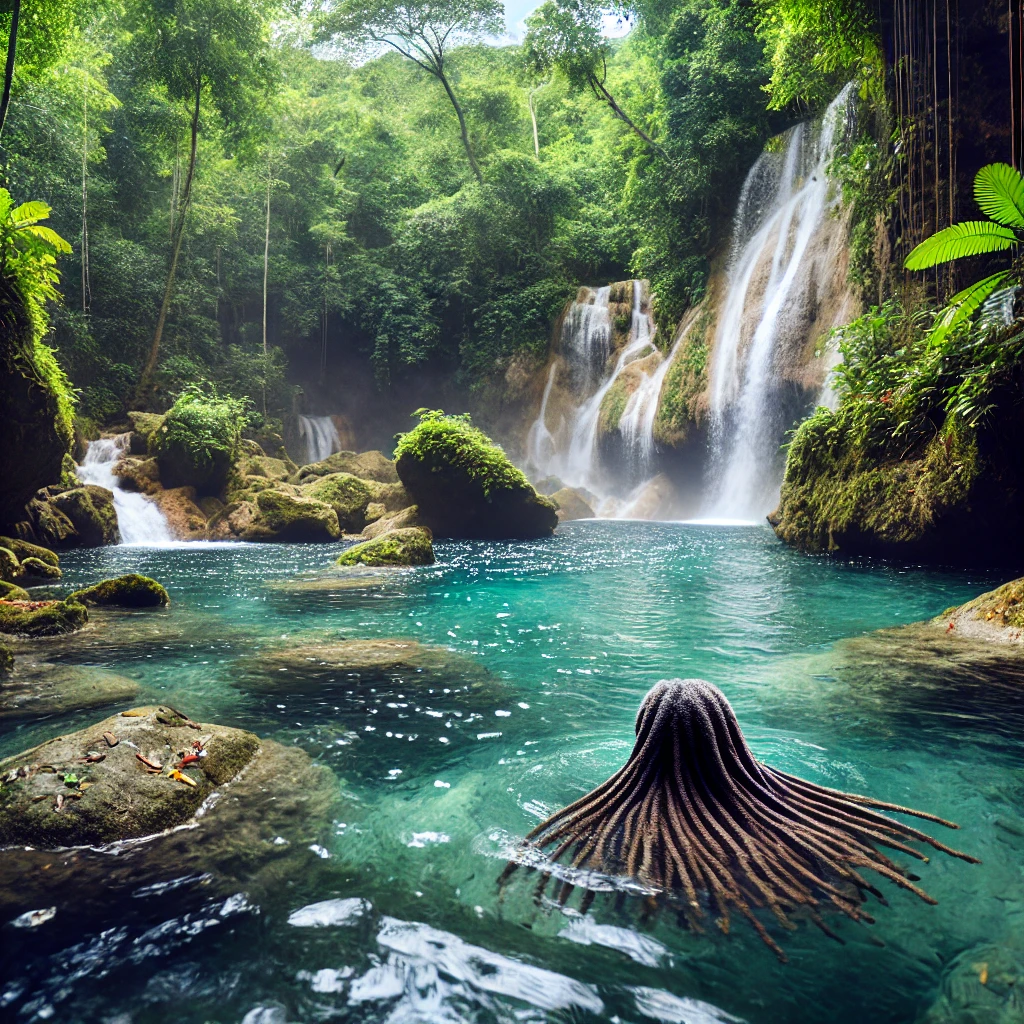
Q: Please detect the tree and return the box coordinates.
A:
[905,163,1023,343]
[523,0,662,154]
[126,0,278,399]
[318,0,504,182]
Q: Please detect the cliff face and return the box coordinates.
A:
[0,279,73,530]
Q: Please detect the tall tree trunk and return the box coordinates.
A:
[261,150,271,415]
[0,0,21,141]
[138,80,201,399]
[81,75,90,314]
[528,88,540,158]
[437,70,482,182]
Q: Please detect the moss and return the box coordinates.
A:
[394,411,531,497]
[0,536,58,567]
[949,578,1024,631]
[303,472,374,532]
[254,490,341,542]
[0,548,18,583]
[239,455,291,482]
[18,557,61,580]
[294,449,399,484]
[598,377,629,436]
[653,312,710,447]
[336,527,435,567]
[0,598,88,637]
[0,581,30,601]
[51,486,120,546]
[70,574,169,608]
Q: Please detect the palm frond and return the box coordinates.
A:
[927,272,1010,348]
[10,201,52,227]
[974,162,1024,228]
[905,221,1018,270]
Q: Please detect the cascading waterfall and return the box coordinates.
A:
[705,84,856,521]
[77,436,174,545]
[298,415,341,465]
[525,280,664,509]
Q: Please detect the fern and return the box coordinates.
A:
[904,221,1017,269]
[927,272,1011,348]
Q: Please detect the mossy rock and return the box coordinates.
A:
[0,705,260,846]
[303,472,374,532]
[126,411,166,453]
[0,536,58,567]
[368,480,412,512]
[239,455,291,482]
[395,413,557,539]
[0,598,88,637]
[0,548,18,583]
[70,574,169,608]
[336,527,434,567]
[25,497,77,548]
[0,581,29,601]
[51,485,120,547]
[252,490,341,542]
[294,450,399,485]
[551,487,595,521]
[0,641,12,675]
[361,504,424,539]
[19,557,61,580]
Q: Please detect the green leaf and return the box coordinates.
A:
[22,225,72,253]
[927,272,1010,348]
[974,162,1024,228]
[10,200,52,227]
[905,221,1018,270]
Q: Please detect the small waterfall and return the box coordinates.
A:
[298,415,341,465]
[706,84,856,521]
[525,281,662,508]
[77,436,174,545]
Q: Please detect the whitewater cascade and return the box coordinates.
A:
[525,280,665,511]
[298,415,340,465]
[705,84,856,521]
[77,436,174,545]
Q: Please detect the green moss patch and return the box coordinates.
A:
[303,472,374,532]
[0,581,30,601]
[336,527,435,567]
[70,574,169,608]
[0,598,88,637]
[254,490,341,542]
[0,536,58,567]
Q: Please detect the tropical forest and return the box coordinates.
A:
[1,0,1024,1020]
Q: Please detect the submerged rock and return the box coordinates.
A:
[395,412,557,539]
[70,573,170,608]
[921,943,1024,1024]
[551,486,595,521]
[0,597,88,636]
[337,527,435,567]
[0,661,139,718]
[0,705,260,846]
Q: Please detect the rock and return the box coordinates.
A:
[364,501,386,524]
[294,449,399,485]
[153,485,208,540]
[70,574,170,608]
[239,455,292,481]
[235,638,487,694]
[0,581,29,600]
[51,485,120,546]
[336,527,435,567]
[370,480,412,512]
[24,496,77,548]
[395,413,557,539]
[920,942,1024,1024]
[0,662,139,719]
[0,547,18,582]
[303,472,374,532]
[619,473,678,520]
[361,504,425,540]
[0,536,59,567]
[150,394,241,495]
[0,705,261,846]
[113,455,162,494]
[0,640,11,675]
[198,495,224,519]
[534,475,566,496]
[126,410,166,450]
[937,578,1024,644]
[551,486,595,521]
[0,278,73,530]
[18,556,61,580]
[249,490,341,542]
[0,598,88,636]
[206,500,258,541]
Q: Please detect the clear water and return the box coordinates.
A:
[1,522,1021,1024]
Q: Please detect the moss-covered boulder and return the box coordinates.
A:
[294,449,399,484]
[19,556,61,580]
[551,486,595,521]
[206,499,258,541]
[0,278,73,530]
[361,504,424,540]
[0,536,58,567]
[0,705,261,846]
[70,573,170,608]
[0,581,29,600]
[934,578,1024,645]
[303,472,374,532]
[336,527,434,567]
[239,454,292,482]
[51,485,120,546]
[0,598,88,636]
[126,410,165,454]
[0,547,18,582]
[395,411,557,539]
[24,495,77,548]
[113,455,161,494]
[251,490,341,542]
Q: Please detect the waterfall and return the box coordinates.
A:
[77,436,174,545]
[525,281,662,508]
[298,415,341,465]
[705,84,856,521]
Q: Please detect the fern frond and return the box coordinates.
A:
[22,225,72,253]
[927,272,1010,348]
[974,162,1024,228]
[10,201,52,227]
[905,222,1018,269]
